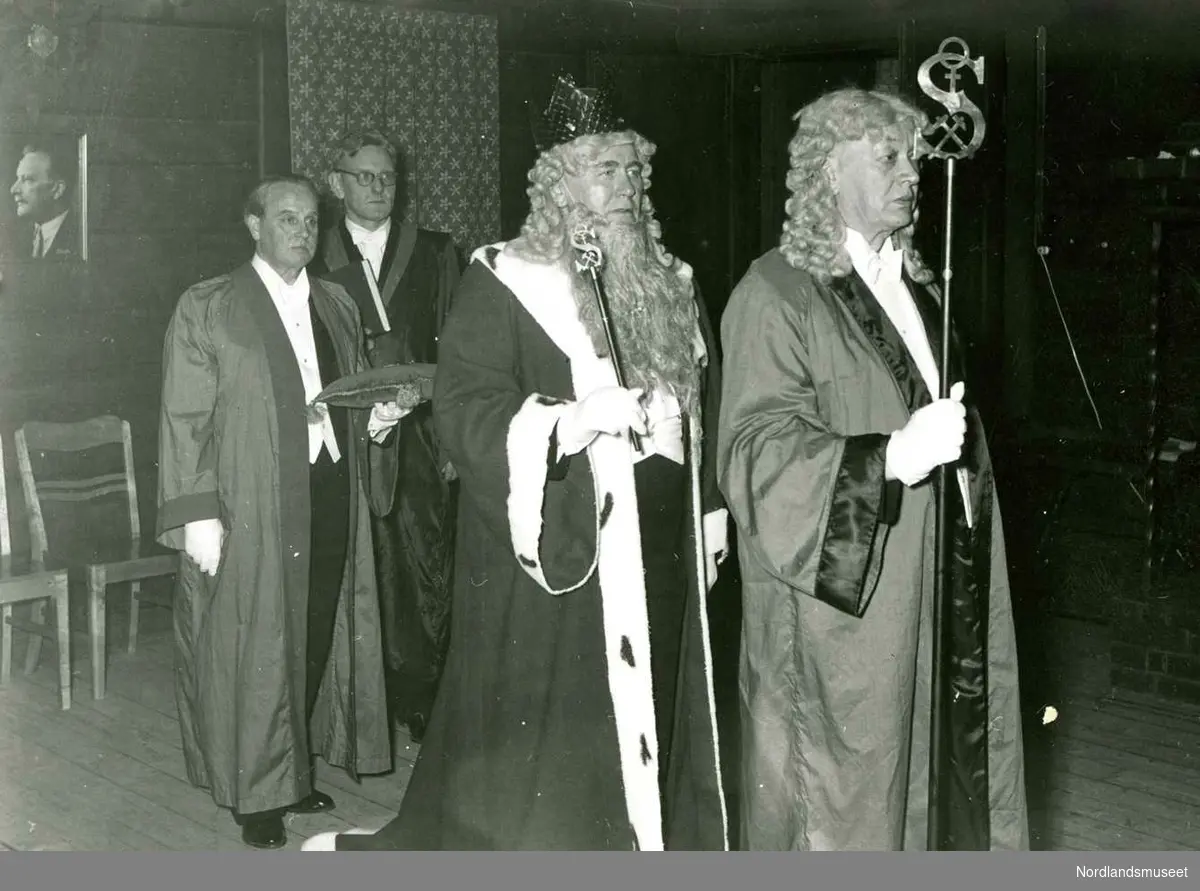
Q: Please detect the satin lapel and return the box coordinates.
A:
[306,274,364,774]
[377,219,417,308]
[235,263,308,432]
[831,271,932,414]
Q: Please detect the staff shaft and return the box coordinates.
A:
[587,267,643,452]
[927,156,957,852]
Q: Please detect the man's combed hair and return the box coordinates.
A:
[326,128,399,175]
[243,174,320,219]
[779,87,935,285]
[510,131,671,266]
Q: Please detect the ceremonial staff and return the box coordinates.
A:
[916,36,987,852]
[571,222,644,452]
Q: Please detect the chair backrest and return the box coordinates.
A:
[15,415,141,562]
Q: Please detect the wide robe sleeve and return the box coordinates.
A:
[156,281,223,550]
[715,265,898,618]
[433,259,598,593]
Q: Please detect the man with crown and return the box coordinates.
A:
[302,74,730,852]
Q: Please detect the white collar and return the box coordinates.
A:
[345,216,390,244]
[252,253,310,304]
[844,227,903,287]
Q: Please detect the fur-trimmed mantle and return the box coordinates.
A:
[476,242,728,852]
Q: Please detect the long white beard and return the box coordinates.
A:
[566,207,701,417]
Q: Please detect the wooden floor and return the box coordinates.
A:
[1,599,1198,850]
[0,599,418,851]
[1022,617,1200,851]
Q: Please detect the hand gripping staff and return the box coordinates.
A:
[916,36,986,852]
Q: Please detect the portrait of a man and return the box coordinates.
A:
[3,133,87,263]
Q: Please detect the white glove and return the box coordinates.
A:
[371,400,413,426]
[557,386,648,456]
[184,518,225,577]
[368,400,414,442]
[885,381,967,487]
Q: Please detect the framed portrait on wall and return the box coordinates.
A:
[1,131,88,263]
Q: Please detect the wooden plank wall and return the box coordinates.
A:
[590,51,734,309]
[0,21,266,550]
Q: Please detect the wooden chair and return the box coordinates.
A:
[0,435,72,710]
[15,415,178,700]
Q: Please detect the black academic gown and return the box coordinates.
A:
[312,217,464,733]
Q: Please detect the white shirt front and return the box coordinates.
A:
[34,209,69,257]
[345,216,390,282]
[634,386,685,466]
[252,254,342,465]
[844,228,972,525]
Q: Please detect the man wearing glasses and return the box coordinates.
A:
[313,129,464,745]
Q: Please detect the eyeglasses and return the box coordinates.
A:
[335,169,398,187]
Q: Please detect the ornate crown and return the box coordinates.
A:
[529,73,626,153]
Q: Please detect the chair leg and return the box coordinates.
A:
[1,604,11,686]
[23,599,45,675]
[127,580,141,655]
[89,565,107,701]
[54,584,72,711]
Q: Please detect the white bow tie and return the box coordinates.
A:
[356,230,386,248]
[865,247,904,287]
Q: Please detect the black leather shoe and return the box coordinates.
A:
[405,712,427,744]
[242,814,287,850]
[289,789,336,814]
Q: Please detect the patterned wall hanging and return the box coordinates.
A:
[287,0,500,254]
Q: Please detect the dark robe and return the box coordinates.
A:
[312,217,463,731]
[716,248,1028,850]
[156,262,397,816]
[337,243,729,851]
